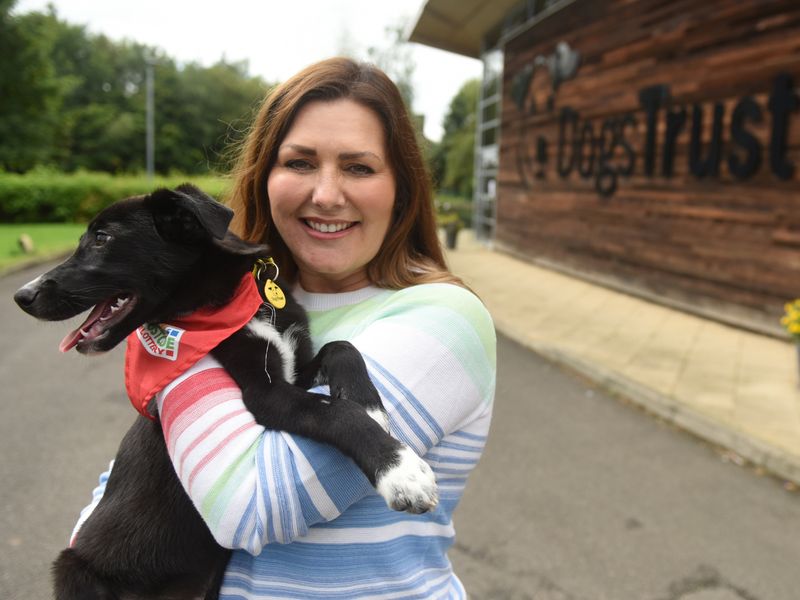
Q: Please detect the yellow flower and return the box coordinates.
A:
[781,299,800,338]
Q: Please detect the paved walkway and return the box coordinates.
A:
[446,230,800,485]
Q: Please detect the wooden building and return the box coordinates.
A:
[411,0,800,336]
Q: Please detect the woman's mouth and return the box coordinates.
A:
[303,219,358,236]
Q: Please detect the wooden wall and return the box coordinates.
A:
[498,0,800,335]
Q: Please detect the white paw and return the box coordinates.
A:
[367,407,391,434]
[376,446,439,514]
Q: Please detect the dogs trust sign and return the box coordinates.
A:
[512,45,799,198]
[495,0,800,334]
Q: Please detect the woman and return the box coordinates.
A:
[77,57,496,598]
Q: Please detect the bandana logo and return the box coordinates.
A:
[136,323,185,361]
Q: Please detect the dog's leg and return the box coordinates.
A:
[295,341,390,433]
[203,551,231,600]
[53,548,118,600]
[242,381,438,513]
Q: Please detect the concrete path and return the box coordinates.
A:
[450,335,800,600]
[446,231,800,485]
[3,262,799,600]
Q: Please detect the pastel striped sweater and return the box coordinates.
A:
[77,282,496,599]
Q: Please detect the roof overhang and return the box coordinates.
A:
[408,0,522,58]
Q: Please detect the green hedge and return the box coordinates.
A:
[434,193,473,229]
[0,171,473,227]
[0,171,231,223]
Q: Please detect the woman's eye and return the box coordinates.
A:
[286,159,313,171]
[347,164,374,176]
[94,232,111,246]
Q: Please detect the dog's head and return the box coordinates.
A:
[14,184,267,354]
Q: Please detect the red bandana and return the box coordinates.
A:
[124,273,264,419]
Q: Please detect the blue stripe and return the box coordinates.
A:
[290,435,374,513]
[425,453,479,465]
[450,430,487,442]
[271,436,291,540]
[279,438,301,539]
[224,569,458,600]
[232,495,256,547]
[436,439,484,453]
[256,434,273,542]
[364,355,444,439]
[433,467,474,475]
[436,477,469,485]
[294,477,323,525]
[223,540,458,598]
[369,375,434,449]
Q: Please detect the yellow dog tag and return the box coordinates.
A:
[264,279,286,309]
[252,258,285,308]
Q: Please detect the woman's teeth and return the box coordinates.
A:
[306,220,354,233]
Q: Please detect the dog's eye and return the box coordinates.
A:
[94,232,111,247]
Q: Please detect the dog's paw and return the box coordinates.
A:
[376,446,439,514]
[367,407,391,434]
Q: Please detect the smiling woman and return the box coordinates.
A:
[72,57,497,600]
[228,57,462,291]
[268,99,396,292]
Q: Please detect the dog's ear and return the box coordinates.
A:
[213,234,272,257]
[148,184,233,243]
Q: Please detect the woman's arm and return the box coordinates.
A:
[158,284,495,554]
[69,461,114,547]
[156,357,374,553]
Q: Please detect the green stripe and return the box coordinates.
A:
[202,439,260,525]
[308,284,496,402]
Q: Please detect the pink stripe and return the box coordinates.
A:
[167,388,243,454]
[165,388,242,452]
[159,367,239,442]
[175,408,249,478]
[161,367,236,424]
[187,422,258,494]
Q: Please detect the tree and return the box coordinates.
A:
[0,1,64,171]
[160,59,270,173]
[367,21,416,112]
[0,4,273,174]
[437,79,480,197]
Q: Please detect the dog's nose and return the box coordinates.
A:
[14,277,42,308]
[14,286,39,308]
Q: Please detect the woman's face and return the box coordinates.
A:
[267,98,396,293]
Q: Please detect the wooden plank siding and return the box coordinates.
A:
[497,0,800,335]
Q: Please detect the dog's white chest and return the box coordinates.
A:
[245,320,301,384]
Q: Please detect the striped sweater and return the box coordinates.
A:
[76,282,496,599]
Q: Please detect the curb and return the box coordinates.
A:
[498,326,800,487]
[13,241,800,485]
[0,250,73,279]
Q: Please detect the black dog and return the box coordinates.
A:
[14,185,438,600]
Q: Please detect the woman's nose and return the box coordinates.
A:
[311,170,345,209]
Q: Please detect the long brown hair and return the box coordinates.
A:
[227,57,464,289]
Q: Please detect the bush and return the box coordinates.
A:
[0,170,231,223]
[435,193,472,229]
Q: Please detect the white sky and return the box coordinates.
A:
[12,0,482,142]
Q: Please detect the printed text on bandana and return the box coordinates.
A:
[136,323,185,361]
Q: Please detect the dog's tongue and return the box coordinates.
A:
[59,301,109,353]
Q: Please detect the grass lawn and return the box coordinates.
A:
[0,193,469,274]
[0,223,85,273]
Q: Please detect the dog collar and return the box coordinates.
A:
[124,270,265,419]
